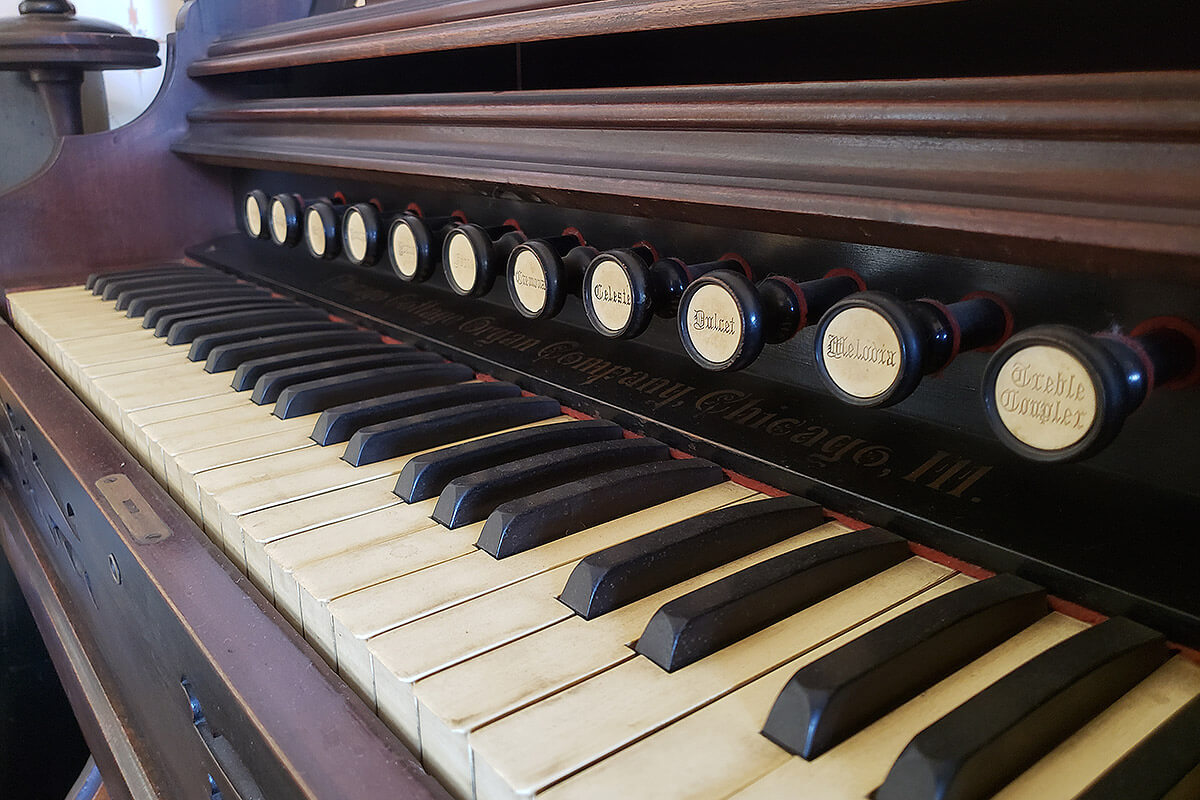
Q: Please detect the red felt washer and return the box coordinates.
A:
[561,227,587,246]
[718,251,754,279]
[823,267,867,292]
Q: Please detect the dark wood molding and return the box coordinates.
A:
[185,73,1200,140]
[173,74,1200,279]
[189,0,958,75]
[207,0,599,56]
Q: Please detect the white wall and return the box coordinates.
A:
[1,0,184,128]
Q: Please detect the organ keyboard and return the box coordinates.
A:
[5,262,1200,800]
[2,1,1200,799]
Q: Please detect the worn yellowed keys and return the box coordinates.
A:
[90,365,239,444]
[146,403,313,485]
[10,289,148,382]
[267,421,578,640]
[466,560,958,800]
[382,518,849,769]
[542,610,1084,800]
[126,393,253,466]
[273,504,453,631]
[991,655,1200,800]
[372,564,577,738]
[173,430,327,523]
[241,419,573,598]
[328,482,757,701]
[205,415,557,552]
[8,288,116,353]
[58,330,177,399]
[239,475,403,594]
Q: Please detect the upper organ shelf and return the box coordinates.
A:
[172,73,1200,279]
[188,0,958,76]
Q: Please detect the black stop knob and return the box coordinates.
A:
[342,202,403,267]
[678,269,865,371]
[268,193,311,247]
[814,291,1011,408]
[982,320,1199,462]
[583,249,745,339]
[243,190,270,240]
[441,222,527,297]
[387,212,461,283]
[303,198,348,260]
[506,231,594,319]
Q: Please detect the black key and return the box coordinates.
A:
[560,495,824,620]
[1075,693,1200,800]
[130,287,268,319]
[876,617,1169,800]
[232,343,406,391]
[251,351,442,405]
[395,419,624,503]
[101,272,231,301]
[188,320,355,361]
[761,574,1049,760]
[476,458,725,560]
[312,375,505,445]
[274,360,456,419]
[343,395,562,467]
[205,329,385,373]
[153,299,299,337]
[636,528,910,672]
[113,278,241,311]
[166,306,329,345]
[141,292,272,328]
[435,437,671,529]
[90,265,210,294]
[89,265,178,290]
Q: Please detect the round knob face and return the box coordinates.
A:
[585,256,637,336]
[343,207,370,265]
[989,344,1098,452]
[269,198,289,244]
[305,207,325,254]
[681,282,744,369]
[389,217,424,280]
[305,206,332,258]
[443,228,481,295]
[509,246,550,317]
[244,191,268,239]
[817,306,904,401]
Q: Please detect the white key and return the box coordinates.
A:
[373,564,577,741]
[175,431,328,526]
[467,560,959,800]
[384,520,851,771]
[328,482,759,702]
[543,611,1087,800]
[239,475,403,594]
[146,405,313,485]
[126,393,253,465]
